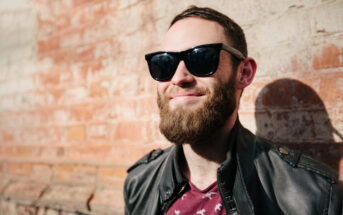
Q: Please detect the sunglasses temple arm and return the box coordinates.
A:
[222,44,246,60]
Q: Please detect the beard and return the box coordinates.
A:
[157,73,237,145]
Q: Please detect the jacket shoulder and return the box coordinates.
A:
[124,147,171,214]
[296,153,338,184]
[127,148,166,173]
[256,137,338,184]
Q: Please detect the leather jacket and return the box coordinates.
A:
[124,122,342,215]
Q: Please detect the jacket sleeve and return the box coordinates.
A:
[328,183,343,215]
[123,177,132,215]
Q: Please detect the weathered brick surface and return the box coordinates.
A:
[3,180,47,204]
[0,200,17,215]
[53,164,97,184]
[0,177,11,194]
[90,187,124,215]
[17,204,38,215]
[0,0,342,214]
[97,165,127,187]
[38,184,93,212]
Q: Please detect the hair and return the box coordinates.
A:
[170,6,247,71]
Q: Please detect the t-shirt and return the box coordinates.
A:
[166,181,226,215]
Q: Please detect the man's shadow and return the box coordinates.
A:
[255,78,343,171]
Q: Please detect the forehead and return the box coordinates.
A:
[162,17,229,51]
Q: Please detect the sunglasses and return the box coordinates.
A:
[145,43,245,81]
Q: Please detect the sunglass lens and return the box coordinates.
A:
[148,53,178,81]
[185,47,219,76]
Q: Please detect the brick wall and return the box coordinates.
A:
[0,0,342,214]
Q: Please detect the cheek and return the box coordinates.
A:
[196,78,220,96]
[157,82,169,94]
[216,54,234,81]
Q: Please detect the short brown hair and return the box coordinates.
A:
[170,6,247,70]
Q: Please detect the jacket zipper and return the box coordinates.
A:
[162,183,187,215]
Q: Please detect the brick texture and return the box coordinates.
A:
[0,0,342,214]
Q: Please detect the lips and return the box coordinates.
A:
[170,91,203,100]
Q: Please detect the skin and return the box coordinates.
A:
[158,17,257,189]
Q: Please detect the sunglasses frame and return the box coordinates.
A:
[145,43,246,81]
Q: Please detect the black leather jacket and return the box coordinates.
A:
[124,122,342,214]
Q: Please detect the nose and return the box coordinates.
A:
[170,61,196,87]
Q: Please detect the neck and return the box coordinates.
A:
[180,112,238,190]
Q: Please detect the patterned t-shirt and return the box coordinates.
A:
[166,181,226,215]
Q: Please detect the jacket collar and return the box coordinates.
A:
[158,145,186,203]
[157,120,257,214]
[233,123,257,214]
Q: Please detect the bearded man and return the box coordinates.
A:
[124,6,342,215]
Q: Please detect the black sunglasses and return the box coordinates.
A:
[145,43,245,81]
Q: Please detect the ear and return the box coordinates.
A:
[236,57,257,89]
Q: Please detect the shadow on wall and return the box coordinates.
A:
[255,78,343,171]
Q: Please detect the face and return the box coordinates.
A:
[156,17,239,145]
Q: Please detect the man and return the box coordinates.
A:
[124,6,342,215]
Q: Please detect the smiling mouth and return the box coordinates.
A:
[170,92,204,100]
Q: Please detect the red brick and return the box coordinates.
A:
[48,48,72,65]
[31,164,53,182]
[87,123,108,140]
[90,187,124,213]
[313,44,343,69]
[1,2,343,215]
[1,131,14,143]
[38,36,60,54]
[66,125,86,142]
[17,205,38,215]
[113,121,153,142]
[0,200,17,215]
[89,82,108,98]
[107,97,157,120]
[97,166,127,187]
[3,181,47,203]
[54,164,96,184]
[65,144,111,162]
[62,86,89,104]
[107,144,160,165]
[141,73,159,93]
[254,78,324,109]
[36,107,67,125]
[73,45,94,62]
[69,102,106,122]
[79,60,103,79]
[240,80,266,110]
[34,88,65,106]
[92,1,114,20]
[2,145,36,159]
[37,0,73,17]
[4,162,32,177]
[42,208,58,215]
[38,184,93,212]
[72,1,117,29]
[0,177,11,194]
[339,158,343,182]
[73,0,94,8]
[39,146,66,161]
[8,108,66,128]
[318,73,343,105]
[19,126,64,145]
[38,71,61,87]
[55,15,71,32]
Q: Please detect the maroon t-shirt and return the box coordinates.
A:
[166,181,226,215]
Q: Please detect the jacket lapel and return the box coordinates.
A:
[157,146,186,213]
[233,123,257,214]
